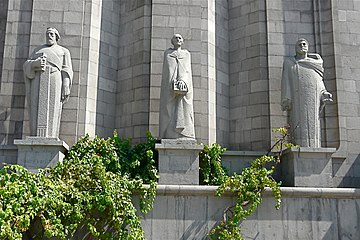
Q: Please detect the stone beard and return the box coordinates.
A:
[281,54,327,148]
[159,48,195,139]
[23,44,73,138]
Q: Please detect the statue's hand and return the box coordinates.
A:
[281,98,291,111]
[32,56,47,71]
[61,78,71,102]
[321,91,333,103]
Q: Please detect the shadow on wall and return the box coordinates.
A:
[94,0,152,142]
[0,0,9,84]
[0,110,6,144]
[180,220,210,240]
[94,0,117,139]
[242,196,359,240]
[214,0,230,148]
[0,0,27,146]
[336,154,360,188]
[2,0,32,145]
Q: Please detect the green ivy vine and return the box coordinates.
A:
[0,131,158,240]
[199,143,228,185]
[1,127,296,239]
[207,127,297,240]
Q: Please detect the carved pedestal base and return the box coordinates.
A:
[156,139,203,185]
[14,137,69,172]
[281,147,336,187]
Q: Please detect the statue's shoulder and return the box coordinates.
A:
[307,53,322,61]
[28,44,47,59]
[53,44,71,55]
[176,49,190,60]
[284,56,296,65]
[164,48,174,54]
[60,45,70,52]
[180,48,190,56]
[182,49,190,53]
[31,44,47,53]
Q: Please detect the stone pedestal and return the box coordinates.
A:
[14,137,69,172]
[281,147,336,187]
[156,139,203,185]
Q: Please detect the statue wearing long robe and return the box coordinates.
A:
[281,54,327,148]
[159,48,195,139]
[23,44,73,138]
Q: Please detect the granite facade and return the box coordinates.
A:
[117,0,151,144]
[266,0,339,149]
[330,0,360,187]
[133,186,360,240]
[94,0,119,138]
[0,0,32,146]
[1,1,360,239]
[215,0,230,147]
[228,0,270,150]
[31,186,360,240]
[0,0,360,186]
[0,0,9,86]
[149,0,218,144]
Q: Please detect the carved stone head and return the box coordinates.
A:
[46,27,60,46]
[295,38,309,56]
[171,34,184,49]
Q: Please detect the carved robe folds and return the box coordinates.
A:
[281,54,327,148]
[159,49,195,139]
[23,44,73,138]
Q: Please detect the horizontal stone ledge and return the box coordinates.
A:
[222,150,267,156]
[14,137,69,148]
[284,147,337,153]
[146,185,360,199]
[156,139,203,150]
[0,145,17,150]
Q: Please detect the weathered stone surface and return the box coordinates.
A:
[0,0,359,189]
[159,34,195,139]
[134,185,360,240]
[281,147,336,187]
[281,39,332,148]
[221,150,267,173]
[0,145,17,165]
[23,27,73,139]
[156,139,203,185]
[14,137,68,172]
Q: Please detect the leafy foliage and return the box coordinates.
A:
[0,132,158,240]
[209,155,281,240]
[209,127,297,239]
[199,143,228,185]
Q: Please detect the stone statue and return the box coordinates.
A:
[23,27,73,138]
[159,34,195,139]
[281,38,332,148]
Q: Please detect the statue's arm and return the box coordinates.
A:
[23,56,46,79]
[61,75,71,101]
[308,53,322,60]
[317,67,332,103]
[61,48,73,101]
[23,46,48,79]
[176,51,192,92]
[281,59,292,111]
[320,85,333,103]
[23,60,36,79]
